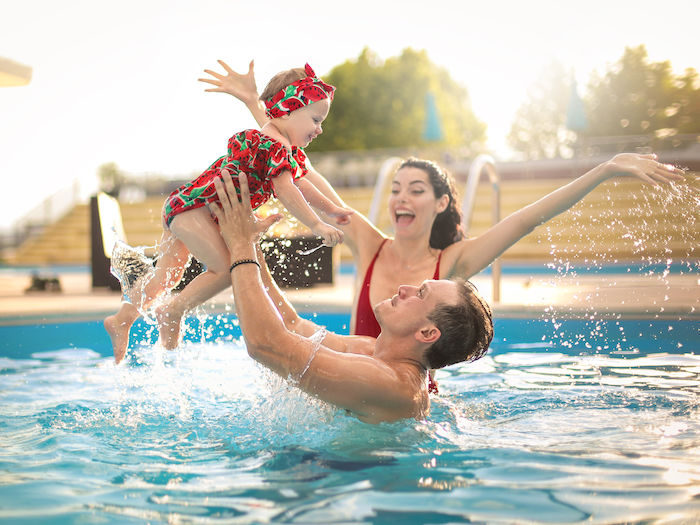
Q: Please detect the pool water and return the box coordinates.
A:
[1,315,698,524]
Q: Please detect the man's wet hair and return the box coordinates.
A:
[424,279,494,369]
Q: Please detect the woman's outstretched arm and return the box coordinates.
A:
[445,153,686,279]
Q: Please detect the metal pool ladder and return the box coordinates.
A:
[369,155,502,303]
[462,154,501,303]
[368,157,403,224]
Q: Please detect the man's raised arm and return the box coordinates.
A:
[209,171,422,423]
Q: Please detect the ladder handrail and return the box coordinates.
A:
[368,157,403,224]
[462,154,500,231]
[461,154,501,302]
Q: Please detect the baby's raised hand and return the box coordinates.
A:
[199,59,258,103]
[312,222,344,247]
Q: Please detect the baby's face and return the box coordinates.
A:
[284,98,330,147]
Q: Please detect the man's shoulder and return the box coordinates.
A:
[322,333,376,356]
[357,362,429,423]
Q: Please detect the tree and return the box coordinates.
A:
[97,162,125,195]
[308,48,486,152]
[585,45,700,139]
[673,68,700,135]
[508,46,700,159]
[507,61,574,159]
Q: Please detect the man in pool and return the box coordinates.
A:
[209,171,494,424]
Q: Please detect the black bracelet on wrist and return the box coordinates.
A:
[229,259,260,273]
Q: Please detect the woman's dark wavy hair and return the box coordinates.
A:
[397,158,464,249]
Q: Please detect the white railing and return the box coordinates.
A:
[462,154,501,302]
[368,157,403,224]
[5,179,86,248]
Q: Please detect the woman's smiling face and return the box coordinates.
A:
[389,166,448,238]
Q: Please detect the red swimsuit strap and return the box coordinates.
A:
[433,250,443,279]
[429,249,443,394]
[367,239,389,276]
[354,239,389,337]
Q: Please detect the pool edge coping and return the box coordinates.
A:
[2,304,697,327]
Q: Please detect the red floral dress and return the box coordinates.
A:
[163,129,308,226]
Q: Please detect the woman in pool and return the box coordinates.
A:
[201,60,685,391]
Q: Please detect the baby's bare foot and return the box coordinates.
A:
[104,315,132,364]
[155,304,182,350]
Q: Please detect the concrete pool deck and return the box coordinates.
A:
[0,264,697,325]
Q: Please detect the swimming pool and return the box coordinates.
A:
[1,314,698,523]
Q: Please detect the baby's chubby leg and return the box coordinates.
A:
[155,270,231,349]
[158,207,232,350]
[105,232,189,363]
[104,302,140,364]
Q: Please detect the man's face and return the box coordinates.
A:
[375,279,461,336]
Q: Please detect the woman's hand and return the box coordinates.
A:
[199,59,259,105]
[602,153,686,186]
[209,169,282,254]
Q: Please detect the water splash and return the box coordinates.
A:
[538,174,698,354]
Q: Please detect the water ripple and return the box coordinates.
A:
[1,323,699,523]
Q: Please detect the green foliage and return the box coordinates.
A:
[97,162,124,193]
[508,45,700,159]
[308,48,486,152]
[507,61,574,159]
[585,45,700,138]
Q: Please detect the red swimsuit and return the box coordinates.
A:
[355,240,443,337]
[354,240,442,394]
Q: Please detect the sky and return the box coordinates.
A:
[1,0,698,231]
